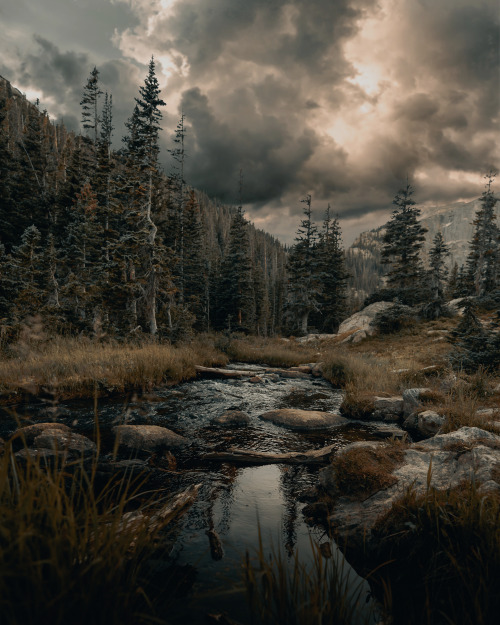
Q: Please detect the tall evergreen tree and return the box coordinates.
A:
[315,204,348,332]
[218,205,255,332]
[381,182,427,304]
[80,67,103,147]
[428,231,450,300]
[464,171,499,296]
[287,195,321,334]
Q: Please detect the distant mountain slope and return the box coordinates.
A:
[346,197,500,306]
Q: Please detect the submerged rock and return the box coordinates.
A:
[11,422,71,447]
[211,410,250,427]
[259,408,348,430]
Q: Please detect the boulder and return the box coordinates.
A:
[337,302,394,343]
[417,410,445,437]
[373,396,404,420]
[113,425,187,453]
[211,410,250,427]
[447,297,467,314]
[249,376,264,384]
[259,408,348,430]
[402,387,431,417]
[12,422,71,447]
[33,430,97,455]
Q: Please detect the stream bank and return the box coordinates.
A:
[1,362,405,624]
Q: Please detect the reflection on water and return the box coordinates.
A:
[168,464,378,625]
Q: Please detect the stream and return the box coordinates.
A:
[1,363,400,624]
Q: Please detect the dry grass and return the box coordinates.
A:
[371,482,500,625]
[329,445,406,498]
[0,443,182,625]
[0,335,227,399]
[243,529,375,625]
[224,336,321,367]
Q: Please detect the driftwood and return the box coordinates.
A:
[195,365,252,379]
[206,527,224,560]
[118,483,202,548]
[203,444,336,465]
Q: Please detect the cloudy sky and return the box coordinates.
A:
[1,0,499,244]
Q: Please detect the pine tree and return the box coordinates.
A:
[315,205,348,332]
[168,113,188,302]
[287,194,321,334]
[448,299,499,371]
[428,231,450,299]
[218,206,255,332]
[80,67,103,147]
[464,171,499,297]
[381,182,427,304]
[183,190,207,329]
[10,225,45,318]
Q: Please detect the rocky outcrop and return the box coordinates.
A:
[259,408,348,430]
[318,427,500,558]
[337,301,394,343]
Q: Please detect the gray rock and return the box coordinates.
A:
[338,302,394,343]
[402,387,431,417]
[33,430,97,455]
[417,410,445,437]
[12,422,71,446]
[403,414,418,430]
[373,396,404,417]
[113,425,187,453]
[211,410,250,427]
[323,427,500,555]
[259,408,348,430]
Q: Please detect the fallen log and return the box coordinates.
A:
[195,365,251,379]
[203,444,337,465]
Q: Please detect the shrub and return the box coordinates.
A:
[373,303,417,334]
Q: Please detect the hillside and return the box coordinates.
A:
[346,197,500,305]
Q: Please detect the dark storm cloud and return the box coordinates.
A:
[1,0,498,244]
[113,0,496,238]
[180,86,320,203]
[7,33,150,138]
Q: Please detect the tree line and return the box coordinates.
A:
[0,63,293,342]
[0,63,497,344]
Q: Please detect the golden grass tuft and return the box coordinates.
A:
[329,444,406,498]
